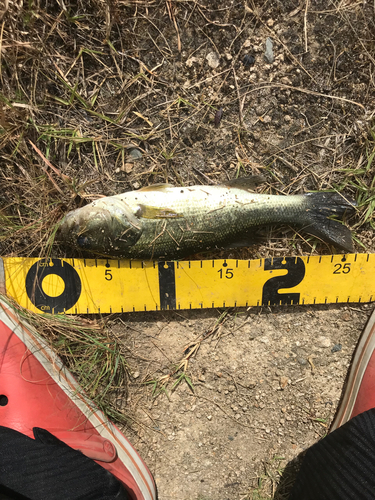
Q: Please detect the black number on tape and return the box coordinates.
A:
[333,263,351,274]
[218,268,234,279]
[262,257,305,306]
[25,259,81,313]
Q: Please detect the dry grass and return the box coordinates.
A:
[1,293,130,423]
[1,0,375,259]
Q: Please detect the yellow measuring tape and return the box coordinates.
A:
[1,253,374,314]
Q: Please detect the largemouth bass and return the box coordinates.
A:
[57,181,355,259]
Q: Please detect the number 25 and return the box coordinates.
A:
[333,263,351,274]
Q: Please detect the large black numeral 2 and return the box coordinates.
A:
[262,257,305,306]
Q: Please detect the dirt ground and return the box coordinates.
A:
[115,304,371,500]
[1,0,375,498]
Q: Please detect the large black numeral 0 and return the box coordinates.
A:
[262,257,305,306]
[25,259,81,313]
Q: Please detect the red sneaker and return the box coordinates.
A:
[0,296,157,500]
[331,307,375,431]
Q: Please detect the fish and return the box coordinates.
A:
[57,179,356,260]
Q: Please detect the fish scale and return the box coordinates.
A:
[117,186,306,258]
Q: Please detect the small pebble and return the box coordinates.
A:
[258,336,269,344]
[281,76,293,85]
[133,371,140,379]
[317,336,331,348]
[214,107,224,128]
[342,312,351,321]
[297,357,307,366]
[264,37,274,63]
[331,344,342,353]
[115,163,133,174]
[128,147,142,161]
[243,54,255,67]
[206,51,220,69]
[185,56,199,67]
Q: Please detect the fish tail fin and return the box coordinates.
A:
[303,192,356,252]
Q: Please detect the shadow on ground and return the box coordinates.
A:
[274,454,304,500]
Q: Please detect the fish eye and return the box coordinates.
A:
[77,235,92,248]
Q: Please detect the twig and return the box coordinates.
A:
[166,0,181,52]
[191,165,213,184]
[28,140,71,182]
[0,20,4,82]
[238,83,366,110]
[28,141,65,195]
[193,394,253,429]
[304,0,309,53]
[233,68,245,128]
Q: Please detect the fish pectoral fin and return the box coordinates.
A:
[116,225,143,245]
[136,204,184,219]
[137,183,175,191]
[225,176,266,191]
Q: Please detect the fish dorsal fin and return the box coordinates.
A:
[225,176,266,191]
[137,183,175,192]
[136,204,183,219]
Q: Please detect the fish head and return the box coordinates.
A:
[57,198,142,253]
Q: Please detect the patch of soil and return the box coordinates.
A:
[111,304,370,499]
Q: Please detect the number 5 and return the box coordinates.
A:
[105,269,112,281]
